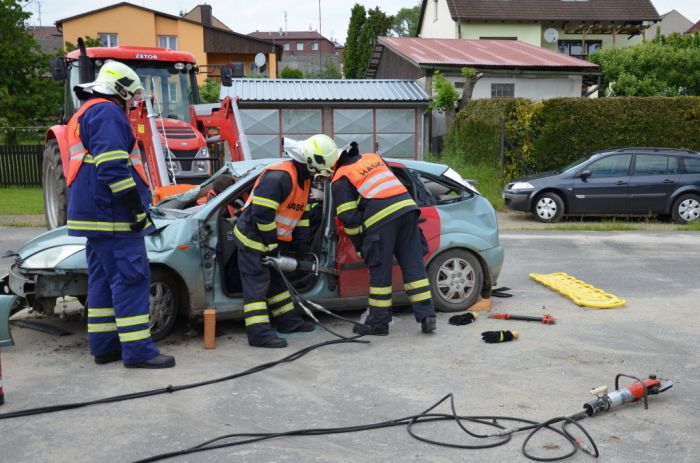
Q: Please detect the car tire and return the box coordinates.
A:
[427,249,483,312]
[149,268,181,342]
[43,139,67,230]
[671,193,700,224]
[533,192,564,223]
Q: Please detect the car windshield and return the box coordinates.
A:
[560,156,590,173]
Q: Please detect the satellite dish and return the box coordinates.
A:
[254,53,266,67]
[544,27,559,44]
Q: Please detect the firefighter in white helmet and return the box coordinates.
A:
[67,60,175,368]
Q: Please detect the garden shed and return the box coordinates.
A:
[220,79,430,159]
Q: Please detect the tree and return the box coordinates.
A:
[457,67,484,111]
[391,4,420,37]
[198,78,221,103]
[280,66,304,79]
[64,35,102,52]
[0,0,62,143]
[590,32,700,96]
[355,7,394,78]
[343,4,366,79]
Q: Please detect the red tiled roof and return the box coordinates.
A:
[687,20,700,34]
[443,0,660,21]
[378,37,598,70]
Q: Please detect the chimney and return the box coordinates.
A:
[200,4,212,27]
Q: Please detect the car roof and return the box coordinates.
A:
[594,147,700,157]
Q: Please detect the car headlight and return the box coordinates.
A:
[509,182,535,191]
[21,245,85,269]
[192,146,211,175]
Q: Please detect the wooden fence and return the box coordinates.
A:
[0,145,44,187]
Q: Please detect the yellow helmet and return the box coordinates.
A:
[75,60,144,101]
[300,134,339,177]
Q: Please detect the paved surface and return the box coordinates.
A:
[1,229,699,462]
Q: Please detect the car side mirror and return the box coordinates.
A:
[220,65,232,87]
[49,57,66,81]
[579,169,591,179]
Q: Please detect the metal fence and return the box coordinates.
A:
[0,145,44,187]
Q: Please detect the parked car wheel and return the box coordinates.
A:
[43,139,67,230]
[428,249,483,312]
[149,268,181,342]
[671,193,700,224]
[533,192,564,223]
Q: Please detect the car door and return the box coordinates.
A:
[627,154,680,213]
[334,164,439,298]
[571,154,632,213]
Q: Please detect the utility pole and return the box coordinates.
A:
[318,0,322,74]
[284,10,288,35]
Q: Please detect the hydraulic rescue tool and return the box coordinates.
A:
[488,313,556,324]
[579,373,673,417]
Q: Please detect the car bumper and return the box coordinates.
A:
[503,191,532,212]
[7,265,87,299]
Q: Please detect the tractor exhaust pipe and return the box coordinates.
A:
[77,37,92,84]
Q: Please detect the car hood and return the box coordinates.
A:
[510,170,560,183]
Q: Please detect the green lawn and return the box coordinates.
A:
[0,187,44,215]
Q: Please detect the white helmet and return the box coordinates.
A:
[75,60,144,101]
[299,134,339,177]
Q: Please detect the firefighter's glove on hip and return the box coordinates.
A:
[481,330,518,343]
[122,188,149,232]
[448,312,477,326]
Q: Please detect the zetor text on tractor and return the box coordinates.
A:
[43,39,251,229]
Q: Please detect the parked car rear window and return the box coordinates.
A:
[634,154,670,175]
[587,154,631,177]
[680,157,700,174]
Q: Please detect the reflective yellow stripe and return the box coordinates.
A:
[245,315,270,326]
[83,155,95,164]
[252,196,280,210]
[345,225,362,236]
[67,220,133,232]
[116,314,150,328]
[370,286,392,295]
[234,226,267,252]
[87,322,117,333]
[405,278,429,290]
[267,291,291,305]
[364,199,416,229]
[409,290,432,303]
[88,308,114,317]
[257,221,277,232]
[268,242,278,251]
[135,212,146,222]
[118,329,151,342]
[244,301,267,312]
[297,219,310,227]
[368,298,392,308]
[271,302,295,317]
[336,201,357,214]
[94,150,129,166]
[109,178,136,193]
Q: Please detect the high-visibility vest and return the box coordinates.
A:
[331,153,408,199]
[65,98,149,186]
[245,161,310,242]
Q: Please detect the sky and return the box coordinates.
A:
[24,0,700,45]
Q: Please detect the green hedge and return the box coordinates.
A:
[444,96,700,181]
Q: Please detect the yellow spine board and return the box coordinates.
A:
[529,272,626,309]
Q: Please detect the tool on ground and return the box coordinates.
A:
[488,313,556,324]
[491,286,513,298]
[9,319,73,336]
[448,312,478,325]
[578,373,673,418]
[481,330,518,343]
[529,272,626,308]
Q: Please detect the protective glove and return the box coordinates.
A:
[122,188,148,232]
[310,188,324,201]
[350,234,363,259]
[481,330,519,343]
[448,312,478,326]
[340,141,359,158]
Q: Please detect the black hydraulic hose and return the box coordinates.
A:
[0,338,364,421]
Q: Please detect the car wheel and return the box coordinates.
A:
[427,249,483,312]
[43,139,67,230]
[149,268,181,342]
[533,192,564,223]
[671,193,700,224]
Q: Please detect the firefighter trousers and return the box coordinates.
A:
[361,211,436,326]
[236,245,308,346]
[85,237,160,365]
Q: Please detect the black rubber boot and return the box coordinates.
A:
[94,350,122,365]
[124,354,176,369]
[352,323,389,336]
[277,320,315,333]
[250,336,288,348]
[421,316,437,334]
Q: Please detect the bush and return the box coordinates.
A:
[280,67,304,79]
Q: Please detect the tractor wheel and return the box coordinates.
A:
[43,139,67,230]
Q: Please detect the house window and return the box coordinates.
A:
[251,62,268,77]
[158,35,178,50]
[296,42,304,51]
[98,33,118,47]
[311,41,319,51]
[283,42,290,51]
[230,62,245,77]
[558,40,602,57]
[491,83,515,98]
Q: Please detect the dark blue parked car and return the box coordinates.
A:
[503,147,700,223]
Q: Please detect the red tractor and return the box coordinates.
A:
[44,39,250,229]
